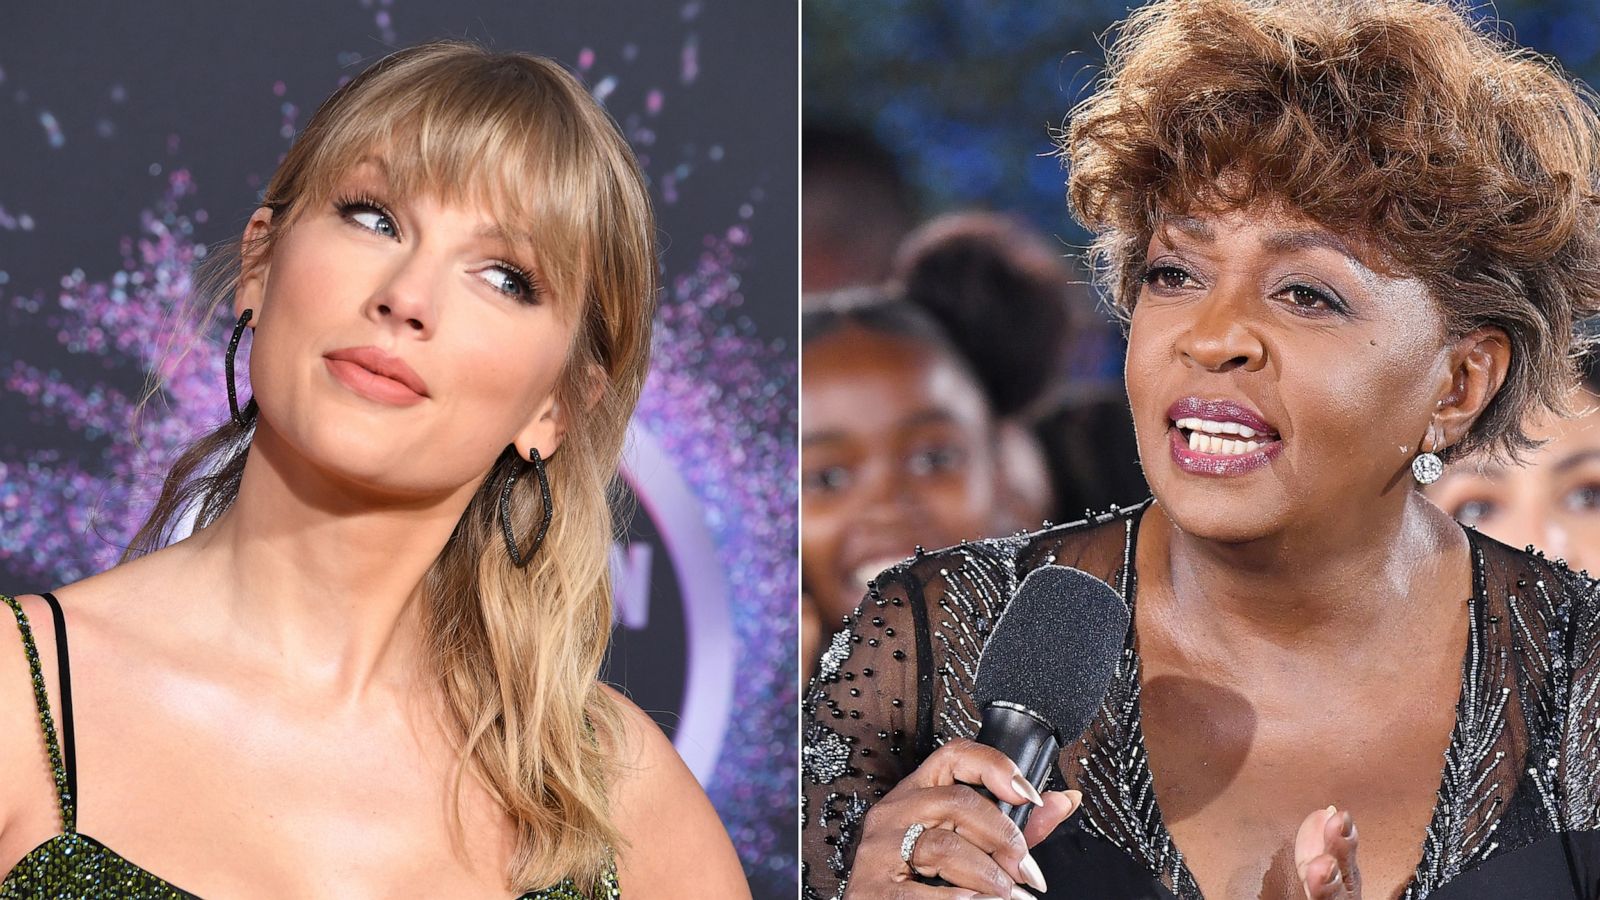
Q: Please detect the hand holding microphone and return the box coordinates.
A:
[843,566,1131,898]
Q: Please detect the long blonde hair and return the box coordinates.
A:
[123,41,657,892]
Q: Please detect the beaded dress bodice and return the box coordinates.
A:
[800,501,1600,899]
[1,592,620,900]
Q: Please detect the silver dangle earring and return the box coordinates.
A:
[499,447,554,568]
[227,308,258,428]
[1412,423,1444,485]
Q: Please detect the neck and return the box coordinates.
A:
[1138,491,1464,651]
[182,422,482,703]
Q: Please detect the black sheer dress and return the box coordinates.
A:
[800,501,1600,899]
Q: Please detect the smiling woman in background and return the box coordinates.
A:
[800,292,1012,677]
[802,1,1600,898]
[0,42,746,899]
[1427,357,1600,574]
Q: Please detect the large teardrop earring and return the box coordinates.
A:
[1412,422,1445,485]
[227,308,258,428]
[499,447,554,568]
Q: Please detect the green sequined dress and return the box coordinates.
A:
[1,593,620,899]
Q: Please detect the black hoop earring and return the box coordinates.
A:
[227,308,258,428]
[499,447,553,568]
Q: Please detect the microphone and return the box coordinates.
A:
[971,565,1130,831]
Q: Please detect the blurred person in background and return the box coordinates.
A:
[800,292,1014,677]
[1427,355,1600,573]
[802,123,918,294]
[895,211,1150,524]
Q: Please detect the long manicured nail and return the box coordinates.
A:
[1011,773,1044,806]
[1010,886,1037,900]
[1019,852,1048,892]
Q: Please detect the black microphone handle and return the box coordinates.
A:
[925,704,1061,890]
[972,702,1061,832]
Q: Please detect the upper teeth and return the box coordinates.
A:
[1174,416,1260,439]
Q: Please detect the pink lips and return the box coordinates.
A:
[324,346,429,406]
[1165,396,1282,477]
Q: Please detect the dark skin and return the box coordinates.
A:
[1124,205,1508,899]
[801,326,1001,632]
[838,202,1511,900]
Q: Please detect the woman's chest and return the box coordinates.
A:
[1128,655,1463,900]
[63,661,522,897]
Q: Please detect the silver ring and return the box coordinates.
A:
[900,822,927,865]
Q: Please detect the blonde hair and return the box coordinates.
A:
[124,41,657,892]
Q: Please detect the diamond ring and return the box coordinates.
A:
[900,822,928,865]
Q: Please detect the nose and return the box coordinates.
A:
[1176,284,1266,373]
[365,250,440,335]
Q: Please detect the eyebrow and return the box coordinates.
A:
[801,409,962,446]
[346,156,533,247]
[1554,448,1600,473]
[1165,217,1363,265]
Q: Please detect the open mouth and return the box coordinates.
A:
[1172,416,1280,457]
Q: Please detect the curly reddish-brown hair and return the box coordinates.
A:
[1062,0,1600,461]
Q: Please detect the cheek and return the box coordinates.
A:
[1301,335,1439,452]
[924,452,997,531]
[1123,307,1176,440]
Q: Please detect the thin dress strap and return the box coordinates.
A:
[3,593,77,834]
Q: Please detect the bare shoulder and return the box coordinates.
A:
[597,684,750,900]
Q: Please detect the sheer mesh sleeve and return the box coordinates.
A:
[799,541,1022,899]
[1561,561,1600,830]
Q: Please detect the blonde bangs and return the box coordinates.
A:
[270,48,610,322]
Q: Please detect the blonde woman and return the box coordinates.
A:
[0,42,747,899]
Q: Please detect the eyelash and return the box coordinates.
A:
[332,193,543,304]
[1138,264,1348,314]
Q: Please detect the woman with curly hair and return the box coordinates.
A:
[801,1,1600,898]
[0,42,747,899]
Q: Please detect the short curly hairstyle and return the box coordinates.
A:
[1062,0,1600,461]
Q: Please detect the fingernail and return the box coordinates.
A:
[1325,865,1342,886]
[1066,788,1084,813]
[1326,804,1337,815]
[1010,887,1037,900]
[1012,773,1044,806]
[1020,852,1048,892]
[1341,812,1354,840]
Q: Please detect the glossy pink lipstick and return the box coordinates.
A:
[1165,397,1282,477]
[324,346,429,407]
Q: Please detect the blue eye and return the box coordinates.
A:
[336,196,399,239]
[482,263,539,303]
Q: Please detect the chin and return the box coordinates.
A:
[1147,471,1297,546]
[261,414,454,499]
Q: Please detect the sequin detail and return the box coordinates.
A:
[799,504,1600,900]
[817,629,853,680]
[1,594,620,899]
